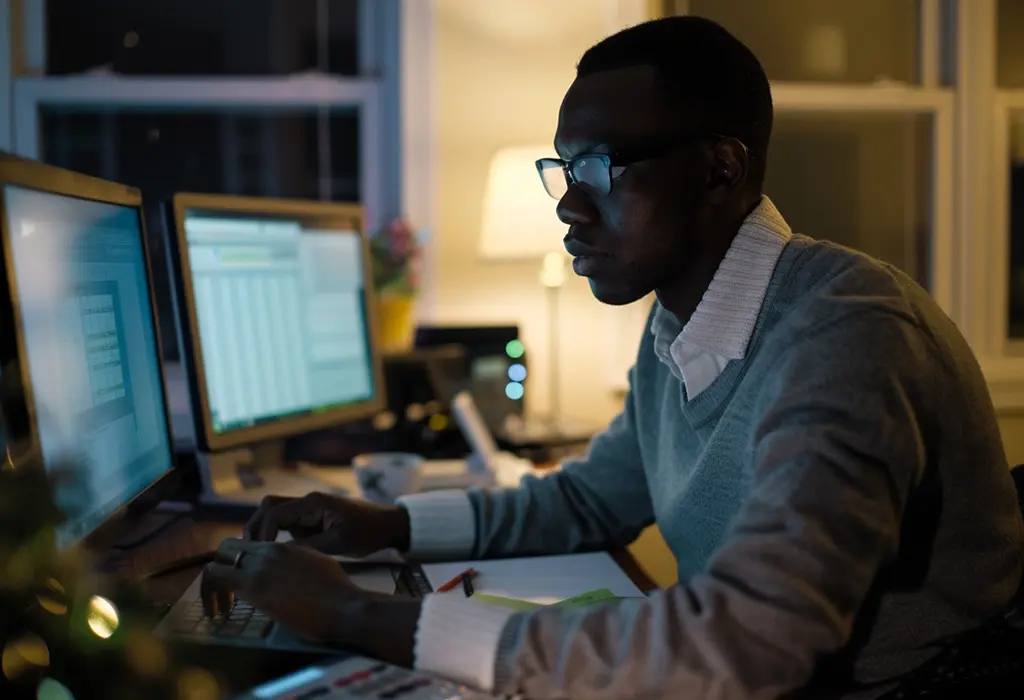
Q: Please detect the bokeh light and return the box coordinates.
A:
[505,382,525,400]
[2,633,50,680]
[36,677,74,700]
[177,667,220,700]
[507,363,527,382]
[125,631,168,677]
[37,578,68,616]
[86,595,119,639]
[505,339,525,359]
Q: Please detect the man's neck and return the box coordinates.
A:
[656,197,760,326]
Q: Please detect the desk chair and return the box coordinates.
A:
[878,465,1024,698]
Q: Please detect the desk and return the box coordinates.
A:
[112,512,659,605]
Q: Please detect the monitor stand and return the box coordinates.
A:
[192,440,355,516]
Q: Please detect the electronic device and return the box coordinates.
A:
[414,324,525,432]
[233,656,498,699]
[0,155,178,548]
[154,557,433,652]
[416,325,598,462]
[164,193,386,503]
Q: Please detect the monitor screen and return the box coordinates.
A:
[180,209,375,439]
[2,185,173,547]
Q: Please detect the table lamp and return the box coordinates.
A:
[479,145,568,424]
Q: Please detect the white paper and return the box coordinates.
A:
[420,552,645,605]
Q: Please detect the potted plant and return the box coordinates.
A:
[369,217,421,353]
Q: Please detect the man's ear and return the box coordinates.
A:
[706,138,749,204]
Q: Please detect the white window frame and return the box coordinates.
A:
[8,0,403,236]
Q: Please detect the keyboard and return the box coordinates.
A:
[163,563,430,644]
[393,565,432,598]
[169,595,273,641]
[235,655,500,699]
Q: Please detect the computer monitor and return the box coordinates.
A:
[168,193,384,454]
[0,156,176,547]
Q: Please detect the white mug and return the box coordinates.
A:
[352,452,424,504]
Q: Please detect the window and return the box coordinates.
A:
[659,0,953,312]
[767,112,933,287]
[677,0,920,84]
[1000,2,1024,344]
[9,0,402,362]
[45,0,360,76]
[40,108,361,202]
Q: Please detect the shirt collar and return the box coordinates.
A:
[651,196,793,372]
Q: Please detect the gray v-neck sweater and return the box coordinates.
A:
[403,236,1024,699]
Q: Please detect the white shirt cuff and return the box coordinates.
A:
[414,593,518,691]
[396,490,476,560]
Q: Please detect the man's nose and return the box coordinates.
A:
[556,186,598,226]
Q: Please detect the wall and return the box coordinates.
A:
[432,0,640,425]
[1003,415,1024,465]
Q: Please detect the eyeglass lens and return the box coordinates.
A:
[538,156,613,199]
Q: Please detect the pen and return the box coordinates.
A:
[436,567,476,593]
[461,572,474,598]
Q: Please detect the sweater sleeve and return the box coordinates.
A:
[394,365,652,563]
[426,311,933,699]
[466,365,655,559]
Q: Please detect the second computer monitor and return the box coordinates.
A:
[169,194,384,452]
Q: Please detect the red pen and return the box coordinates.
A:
[435,567,476,593]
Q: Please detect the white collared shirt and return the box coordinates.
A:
[650,196,793,399]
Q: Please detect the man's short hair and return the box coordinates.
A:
[577,16,773,187]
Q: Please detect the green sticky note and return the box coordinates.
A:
[471,594,544,611]
[472,589,621,612]
[552,589,621,609]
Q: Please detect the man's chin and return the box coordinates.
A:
[588,279,650,306]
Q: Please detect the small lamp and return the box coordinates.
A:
[479,145,568,423]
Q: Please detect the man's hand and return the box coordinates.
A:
[201,539,356,641]
[243,492,411,556]
[200,538,422,666]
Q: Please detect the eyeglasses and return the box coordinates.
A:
[535,134,742,200]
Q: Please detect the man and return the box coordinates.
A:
[201,16,1024,699]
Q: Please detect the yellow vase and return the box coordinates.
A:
[376,294,416,353]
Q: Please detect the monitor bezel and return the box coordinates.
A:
[0,154,180,547]
[169,192,386,453]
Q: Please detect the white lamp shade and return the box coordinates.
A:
[479,145,567,261]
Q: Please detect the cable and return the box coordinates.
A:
[110,511,191,551]
[137,551,215,581]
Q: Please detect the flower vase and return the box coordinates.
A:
[376,292,417,353]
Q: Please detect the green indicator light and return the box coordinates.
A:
[505,339,525,359]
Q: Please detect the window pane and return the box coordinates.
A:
[1008,113,1024,338]
[669,0,919,84]
[46,0,359,76]
[999,1,1024,88]
[39,108,360,202]
[39,108,361,360]
[765,112,932,287]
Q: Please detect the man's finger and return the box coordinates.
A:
[200,563,245,618]
[256,493,322,542]
[243,496,290,540]
[213,537,248,565]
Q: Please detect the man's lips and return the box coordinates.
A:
[563,238,605,259]
[564,239,610,276]
[572,254,605,276]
